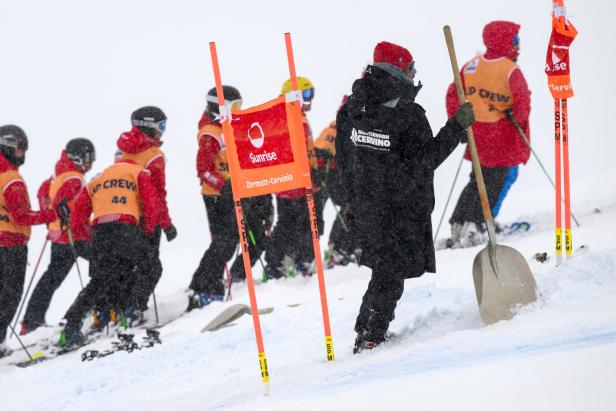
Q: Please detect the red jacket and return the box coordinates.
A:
[70,161,159,236]
[446,21,531,167]
[196,113,226,192]
[37,151,89,244]
[0,153,56,247]
[116,127,172,229]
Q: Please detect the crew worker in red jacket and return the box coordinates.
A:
[115,106,177,321]
[20,139,96,334]
[444,20,531,248]
[188,86,273,311]
[59,156,159,347]
[0,125,56,358]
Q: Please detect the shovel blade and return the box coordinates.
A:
[473,244,538,325]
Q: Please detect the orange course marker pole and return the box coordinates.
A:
[209,42,271,392]
[561,98,573,258]
[554,98,563,266]
[284,32,335,362]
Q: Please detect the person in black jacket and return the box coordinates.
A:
[335,41,475,353]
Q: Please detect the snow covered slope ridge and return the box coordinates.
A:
[2,202,615,411]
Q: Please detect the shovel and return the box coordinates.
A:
[443,26,539,325]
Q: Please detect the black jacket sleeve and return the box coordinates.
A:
[335,106,354,205]
[402,105,463,173]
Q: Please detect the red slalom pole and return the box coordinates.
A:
[284,32,335,362]
[554,99,563,266]
[561,98,573,258]
[209,41,270,393]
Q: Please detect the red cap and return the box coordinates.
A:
[373,41,413,70]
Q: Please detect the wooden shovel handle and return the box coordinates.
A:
[443,25,495,227]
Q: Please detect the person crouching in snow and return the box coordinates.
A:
[20,138,96,335]
[335,41,474,353]
[0,125,56,358]
[444,21,531,248]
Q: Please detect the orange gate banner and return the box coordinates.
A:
[545,0,578,99]
[226,95,310,199]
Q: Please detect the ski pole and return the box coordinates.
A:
[318,163,348,233]
[10,238,50,337]
[433,151,465,242]
[66,225,85,289]
[152,291,160,325]
[7,323,34,361]
[508,113,580,227]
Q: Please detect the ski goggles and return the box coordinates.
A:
[205,95,243,111]
[0,135,28,150]
[513,33,520,48]
[302,88,315,101]
[132,119,167,133]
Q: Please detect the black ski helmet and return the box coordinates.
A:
[66,138,96,168]
[0,124,28,167]
[131,106,167,139]
[206,86,242,115]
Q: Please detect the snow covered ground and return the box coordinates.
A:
[2,201,615,410]
[1,0,615,409]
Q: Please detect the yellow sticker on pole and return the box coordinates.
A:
[555,229,563,254]
[565,229,573,255]
[258,352,270,382]
[325,336,335,362]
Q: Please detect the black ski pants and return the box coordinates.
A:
[22,241,90,329]
[354,266,405,342]
[190,194,271,295]
[0,246,28,343]
[64,223,151,328]
[449,166,511,227]
[131,226,162,311]
[264,196,318,269]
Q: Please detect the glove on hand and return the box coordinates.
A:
[454,101,475,130]
[164,224,178,242]
[343,204,354,223]
[55,199,70,229]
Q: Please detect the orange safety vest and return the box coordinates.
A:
[48,170,84,232]
[88,163,143,222]
[116,146,164,169]
[463,56,517,123]
[0,170,32,237]
[198,123,229,196]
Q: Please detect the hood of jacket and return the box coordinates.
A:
[54,150,83,176]
[0,151,17,173]
[117,126,161,154]
[483,20,521,60]
[351,65,422,108]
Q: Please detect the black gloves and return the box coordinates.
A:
[504,108,514,121]
[55,199,70,229]
[453,102,475,130]
[343,204,354,223]
[164,224,178,242]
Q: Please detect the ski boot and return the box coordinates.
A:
[186,292,224,312]
[0,343,13,359]
[125,304,146,328]
[58,324,86,349]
